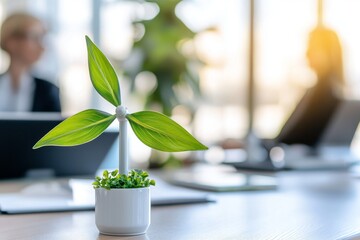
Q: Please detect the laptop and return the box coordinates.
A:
[0,113,117,179]
[225,99,360,170]
[282,99,360,169]
[318,100,360,147]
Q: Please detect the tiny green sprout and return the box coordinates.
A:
[93,170,156,190]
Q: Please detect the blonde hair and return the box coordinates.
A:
[0,13,43,51]
[307,27,345,86]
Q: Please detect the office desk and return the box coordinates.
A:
[1,170,360,240]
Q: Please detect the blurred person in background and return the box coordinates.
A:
[276,26,344,146]
[0,12,61,112]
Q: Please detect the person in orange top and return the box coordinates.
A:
[277,27,344,146]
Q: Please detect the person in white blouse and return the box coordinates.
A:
[0,12,61,112]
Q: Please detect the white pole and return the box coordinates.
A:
[116,106,128,174]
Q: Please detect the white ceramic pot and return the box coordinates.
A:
[95,187,150,236]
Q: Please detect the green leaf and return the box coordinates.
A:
[111,169,118,176]
[33,109,116,149]
[126,111,208,152]
[103,170,109,179]
[86,36,121,106]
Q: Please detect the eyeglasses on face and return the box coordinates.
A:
[11,31,46,43]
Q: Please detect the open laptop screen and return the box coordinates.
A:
[276,93,360,148]
[318,100,360,147]
[0,113,117,179]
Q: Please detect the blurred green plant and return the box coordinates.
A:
[126,0,201,116]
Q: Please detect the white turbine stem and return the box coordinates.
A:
[116,106,129,175]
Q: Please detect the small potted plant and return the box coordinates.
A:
[33,36,207,236]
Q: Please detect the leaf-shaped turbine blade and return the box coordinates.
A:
[33,109,116,149]
[86,36,121,106]
[127,111,208,152]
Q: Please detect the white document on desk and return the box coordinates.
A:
[0,178,214,214]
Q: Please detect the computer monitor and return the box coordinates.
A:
[0,113,117,179]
